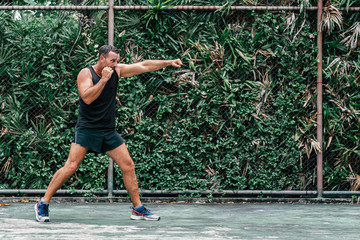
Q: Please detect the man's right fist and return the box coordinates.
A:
[101,67,114,81]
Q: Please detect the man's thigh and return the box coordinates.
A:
[65,143,88,167]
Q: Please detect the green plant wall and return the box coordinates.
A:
[0,2,359,193]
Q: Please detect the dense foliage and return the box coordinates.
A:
[322,11,360,191]
[0,1,359,193]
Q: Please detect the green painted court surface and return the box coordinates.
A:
[0,202,359,239]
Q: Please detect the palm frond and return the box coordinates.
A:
[341,22,360,49]
[284,13,297,34]
[326,57,351,78]
[320,3,343,33]
[348,164,360,191]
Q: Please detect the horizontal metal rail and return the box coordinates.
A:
[0,189,108,195]
[114,6,360,11]
[1,189,360,196]
[108,190,360,196]
[127,190,319,196]
[0,5,360,11]
[114,6,318,11]
[0,5,108,10]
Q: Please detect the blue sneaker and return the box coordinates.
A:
[35,199,50,222]
[130,205,160,221]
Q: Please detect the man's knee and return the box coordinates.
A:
[64,158,80,173]
[121,158,135,173]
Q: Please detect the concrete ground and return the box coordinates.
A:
[0,201,359,239]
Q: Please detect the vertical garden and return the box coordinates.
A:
[0,0,359,193]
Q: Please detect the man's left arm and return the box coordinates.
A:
[117,59,183,78]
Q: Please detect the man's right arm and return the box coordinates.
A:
[77,67,113,105]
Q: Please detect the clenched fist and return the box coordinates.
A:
[101,67,114,81]
[170,59,183,68]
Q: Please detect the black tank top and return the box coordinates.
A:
[76,66,119,129]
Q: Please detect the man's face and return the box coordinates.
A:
[101,51,120,69]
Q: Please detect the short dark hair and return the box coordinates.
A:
[98,45,120,59]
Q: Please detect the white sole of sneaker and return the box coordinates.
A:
[130,215,160,221]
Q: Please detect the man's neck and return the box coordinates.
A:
[93,63,103,77]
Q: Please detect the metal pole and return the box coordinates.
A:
[2,189,360,197]
[0,6,108,10]
[0,5,318,11]
[113,6,360,11]
[107,0,115,198]
[1,5,360,11]
[113,5,318,11]
[108,0,114,46]
[108,158,114,198]
[316,0,324,198]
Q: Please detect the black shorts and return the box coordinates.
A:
[72,126,124,153]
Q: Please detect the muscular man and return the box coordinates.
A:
[35,45,183,222]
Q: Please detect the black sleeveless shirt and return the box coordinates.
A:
[76,66,119,129]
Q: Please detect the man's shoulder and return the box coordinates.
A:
[78,67,91,76]
[77,67,92,81]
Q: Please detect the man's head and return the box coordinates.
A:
[98,45,120,69]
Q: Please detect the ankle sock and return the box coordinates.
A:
[134,205,144,211]
[40,198,49,204]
